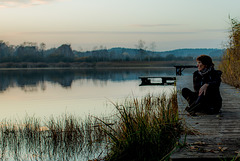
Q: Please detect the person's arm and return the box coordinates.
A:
[193,71,201,92]
[199,83,209,96]
[199,70,222,96]
[206,70,222,89]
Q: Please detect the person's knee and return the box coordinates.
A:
[182,88,188,93]
[182,88,190,97]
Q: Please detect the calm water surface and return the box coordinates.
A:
[0,67,195,120]
[0,67,196,160]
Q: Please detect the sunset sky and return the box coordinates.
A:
[0,0,240,51]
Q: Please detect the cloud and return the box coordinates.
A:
[200,29,228,33]
[131,24,181,28]
[21,31,196,35]
[0,0,61,7]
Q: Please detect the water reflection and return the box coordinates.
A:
[0,68,194,160]
[0,115,109,161]
[0,68,176,93]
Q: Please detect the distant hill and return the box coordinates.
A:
[108,48,224,58]
[74,48,224,60]
[0,40,225,64]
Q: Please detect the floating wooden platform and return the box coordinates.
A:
[170,75,240,160]
[138,76,176,86]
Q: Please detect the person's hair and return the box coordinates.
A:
[196,55,214,68]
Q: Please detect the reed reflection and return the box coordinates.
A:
[0,114,109,161]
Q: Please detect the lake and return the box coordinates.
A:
[0,67,196,160]
[0,67,196,120]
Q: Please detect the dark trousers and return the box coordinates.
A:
[181,88,219,114]
[182,88,198,106]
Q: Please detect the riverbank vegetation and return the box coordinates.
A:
[0,40,222,68]
[0,60,196,68]
[0,114,107,160]
[0,91,182,160]
[102,91,182,161]
[219,18,240,88]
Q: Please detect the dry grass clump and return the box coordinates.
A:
[219,18,240,88]
[101,91,182,161]
[0,92,182,161]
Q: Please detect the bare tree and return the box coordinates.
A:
[148,42,157,61]
[39,42,46,57]
[149,42,156,52]
[135,40,147,50]
[22,42,37,47]
[135,40,147,61]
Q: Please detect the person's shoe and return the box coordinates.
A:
[189,111,197,116]
[187,102,201,113]
[207,108,221,115]
[185,106,197,116]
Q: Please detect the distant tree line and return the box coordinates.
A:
[0,40,221,64]
[0,41,75,63]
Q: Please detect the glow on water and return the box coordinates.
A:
[0,76,175,120]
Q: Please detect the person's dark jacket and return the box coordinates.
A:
[193,69,222,112]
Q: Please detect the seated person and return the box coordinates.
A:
[182,55,222,115]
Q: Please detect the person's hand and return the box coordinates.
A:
[199,83,209,96]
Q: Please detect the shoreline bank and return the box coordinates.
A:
[0,60,197,68]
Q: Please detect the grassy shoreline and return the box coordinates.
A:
[0,92,183,161]
[0,60,196,68]
[102,92,182,161]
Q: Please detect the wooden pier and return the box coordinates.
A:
[170,75,240,160]
[139,76,176,86]
[174,65,197,76]
[139,65,196,86]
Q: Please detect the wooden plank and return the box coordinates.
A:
[170,75,240,160]
[139,76,176,86]
[138,76,176,79]
[174,65,197,68]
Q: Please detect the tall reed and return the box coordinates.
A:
[101,91,182,161]
[219,18,240,88]
[0,91,181,160]
[0,114,107,160]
